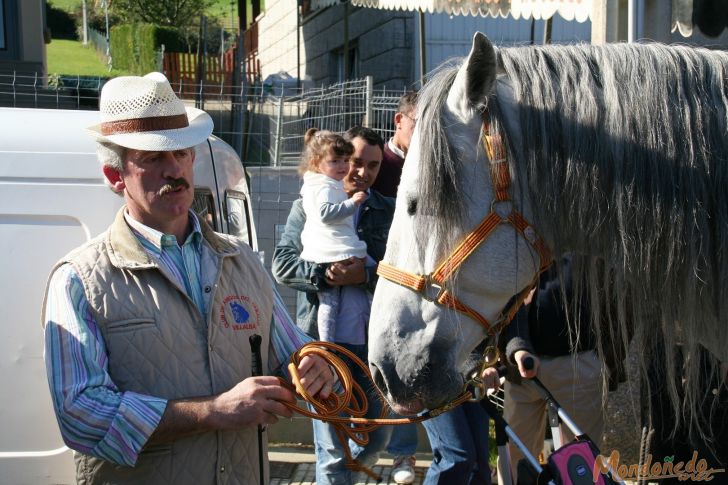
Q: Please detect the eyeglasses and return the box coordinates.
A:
[402,112,418,123]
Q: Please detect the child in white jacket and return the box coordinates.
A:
[299,128,370,342]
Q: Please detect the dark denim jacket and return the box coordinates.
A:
[272,191,395,338]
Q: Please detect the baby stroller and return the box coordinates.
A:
[480,363,624,485]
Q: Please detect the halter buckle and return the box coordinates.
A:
[421,275,444,302]
[465,345,501,402]
[427,400,458,418]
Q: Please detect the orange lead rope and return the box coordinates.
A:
[280,341,472,480]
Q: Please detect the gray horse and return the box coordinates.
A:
[369,32,728,442]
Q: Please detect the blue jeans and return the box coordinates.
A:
[387,423,418,456]
[312,343,393,485]
[422,402,492,485]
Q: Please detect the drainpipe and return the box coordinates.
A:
[418,11,426,86]
[543,17,552,44]
[343,1,349,80]
[297,0,301,90]
[628,0,644,42]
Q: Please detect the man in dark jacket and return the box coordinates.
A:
[273,126,395,485]
[503,256,605,481]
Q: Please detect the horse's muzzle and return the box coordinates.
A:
[370,360,466,415]
[370,362,425,415]
[390,400,425,415]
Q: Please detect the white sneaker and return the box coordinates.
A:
[391,455,416,484]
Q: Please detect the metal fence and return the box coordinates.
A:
[187,76,403,166]
[0,73,404,166]
[87,27,111,68]
[255,77,403,166]
[0,72,104,110]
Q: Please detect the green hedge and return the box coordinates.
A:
[110,23,185,74]
[47,3,77,40]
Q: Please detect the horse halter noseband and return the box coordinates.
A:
[377,117,552,338]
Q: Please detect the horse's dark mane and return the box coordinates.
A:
[496,42,728,442]
[418,42,728,441]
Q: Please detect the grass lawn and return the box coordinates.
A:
[48,0,238,22]
[207,0,239,29]
[47,39,131,77]
[48,0,80,14]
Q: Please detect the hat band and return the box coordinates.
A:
[100,114,189,136]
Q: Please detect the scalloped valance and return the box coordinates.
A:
[311,0,592,21]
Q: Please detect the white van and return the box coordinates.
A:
[0,107,258,484]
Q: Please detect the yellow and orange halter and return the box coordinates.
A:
[377,119,552,337]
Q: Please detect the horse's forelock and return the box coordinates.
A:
[415,61,469,252]
[495,42,728,444]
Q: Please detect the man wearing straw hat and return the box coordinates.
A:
[42,72,334,485]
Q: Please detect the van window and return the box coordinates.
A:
[192,188,218,231]
[225,189,252,247]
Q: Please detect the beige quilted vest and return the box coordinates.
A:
[45,208,272,485]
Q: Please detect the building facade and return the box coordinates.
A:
[253,0,728,91]
[0,0,47,75]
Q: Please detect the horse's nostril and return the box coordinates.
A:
[369,363,388,395]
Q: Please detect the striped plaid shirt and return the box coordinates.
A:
[44,211,310,466]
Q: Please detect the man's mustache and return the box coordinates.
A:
[158,178,190,196]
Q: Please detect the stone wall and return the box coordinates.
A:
[257,0,304,81]
[300,5,414,89]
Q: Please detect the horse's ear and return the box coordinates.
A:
[467,33,497,107]
[447,32,497,119]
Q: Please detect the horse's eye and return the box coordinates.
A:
[407,197,417,216]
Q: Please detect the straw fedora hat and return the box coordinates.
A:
[87,72,213,151]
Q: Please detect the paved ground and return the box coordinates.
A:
[267,445,648,485]
[269,446,434,485]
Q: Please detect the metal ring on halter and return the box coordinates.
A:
[478,345,501,378]
[482,345,500,366]
[467,380,487,402]
[466,346,501,402]
[421,275,445,302]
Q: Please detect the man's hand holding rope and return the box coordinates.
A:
[294,353,336,401]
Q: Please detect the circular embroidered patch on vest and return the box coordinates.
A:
[220,295,260,331]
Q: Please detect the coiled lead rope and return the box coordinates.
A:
[280,341,474,480]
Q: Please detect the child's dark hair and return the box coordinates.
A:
[298,128,354,176]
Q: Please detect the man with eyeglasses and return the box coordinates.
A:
[371,91,418,198]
